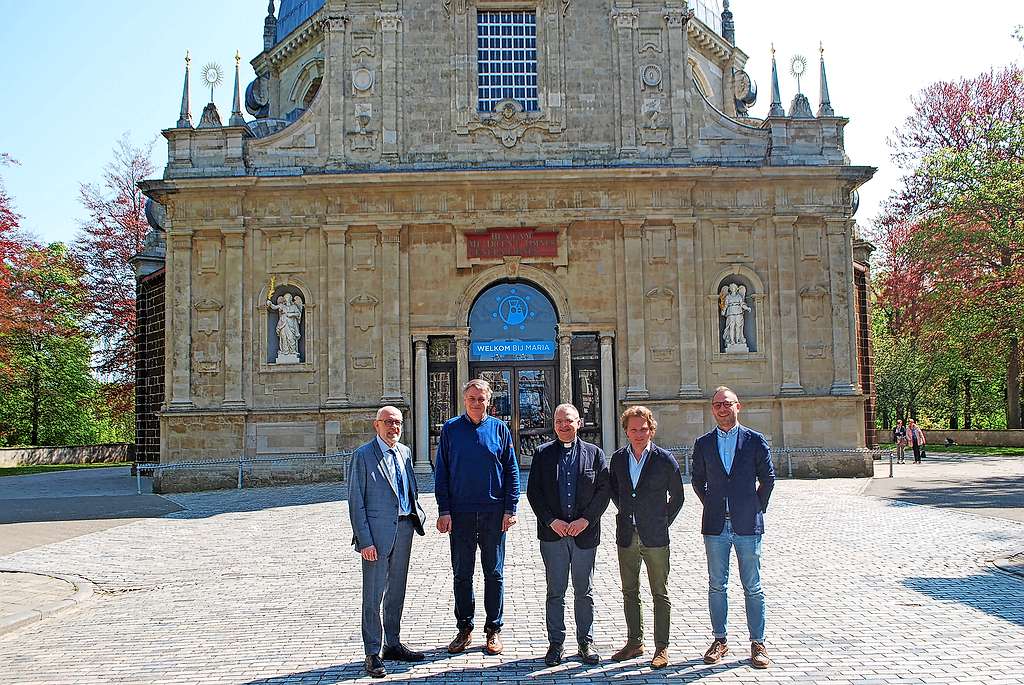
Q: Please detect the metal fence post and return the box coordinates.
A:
[238,457,244,489]
[787,451,793,478]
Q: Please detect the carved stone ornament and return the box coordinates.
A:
[193,299,223,336]
[503,255,522,279]
[611,7,639,29]
[469,99,549,148]
[646,287,676,323]
[665,7,693,28]
[641,64,663,89]
[267,293,305,364]
[352,68,374,93]
[800,286,828,321]
[376,12,402,32]
[349,293,379,332]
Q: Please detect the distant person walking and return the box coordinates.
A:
[907,419,926,464]
[892,420,907,464]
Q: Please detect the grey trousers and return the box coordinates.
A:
[361,518,415,655]
[539,536,598,647]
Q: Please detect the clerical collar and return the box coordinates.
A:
[561,440,575,449]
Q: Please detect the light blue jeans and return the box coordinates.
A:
[704,520,765,642]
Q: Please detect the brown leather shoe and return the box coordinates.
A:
[484,629,503,655]
[703,638,729,664]
[611,641,644,661]
[650,646,669,669]
[750,642,770,669]
[447,628,472,654]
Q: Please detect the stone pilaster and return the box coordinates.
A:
[413,336,429,467]
[324,223,349,406]
[380,224,404,403]
[168,230,193,408]
[557,329,572,405]
[456,335,469,398]
[622,220,648,400]
[674,217,701,397]
[325,11,349,163]
[664,4,692,153]
[600,332,617,452]
[222,229,245,407]
[773,216,803,394]
[611,6,639,154]
[826,218,855,395]
[377,12,402,161]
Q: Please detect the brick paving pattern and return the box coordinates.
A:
[0,472,1022,684]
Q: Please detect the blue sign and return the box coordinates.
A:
[471,340,556,359]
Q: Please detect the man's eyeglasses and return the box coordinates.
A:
[712,401,737,409]
[377,419,403,427]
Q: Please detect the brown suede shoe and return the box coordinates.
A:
[750,642,770,669]
[703,638,729,664]
[484,629,503,655]
[447,628,472,654]
[611,641,644,661]
[650,646,669,669]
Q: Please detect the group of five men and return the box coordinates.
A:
[348,379,776,677]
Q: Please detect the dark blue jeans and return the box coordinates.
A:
[450,510,506,633]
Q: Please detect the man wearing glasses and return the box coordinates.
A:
[691,386,776,670]
[349,406,427,678]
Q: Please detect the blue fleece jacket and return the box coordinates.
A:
[435,414,521,515]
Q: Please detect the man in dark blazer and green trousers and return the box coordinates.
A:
[608,405,684,670]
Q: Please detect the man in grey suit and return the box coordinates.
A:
[349,406,427,678]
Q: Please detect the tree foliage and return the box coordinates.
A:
[873,65,1024,428]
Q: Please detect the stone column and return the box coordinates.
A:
[222,228,245,407]
[324,223,349,406]
[377,12,402,161]
[557,329,573,405]
[413,337,429,467]
[600,332,617,452]
[674,217,701,397]
[324,10,348,163]
[774,216,803,394]
[611,6,639,154]
[665,5,692,153]
[622,220,649,400]
[826,218,855,395]
[380,225,403,403]
[168,230,193,408]
[456,335,469,396]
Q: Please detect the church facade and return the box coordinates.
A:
[137,0,877,492]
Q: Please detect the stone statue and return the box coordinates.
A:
[719,283,751,353]
[267,293,305,363]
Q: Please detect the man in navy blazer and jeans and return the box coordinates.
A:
[691,386,775,669]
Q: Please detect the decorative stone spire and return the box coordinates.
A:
[229,51,246,126]
[768,44,785,117]
[263,0,278,51]
[817,42,835,117]
[721,0,735,44]
[177,51,193,128]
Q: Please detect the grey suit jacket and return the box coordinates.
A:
[348,439,427,556]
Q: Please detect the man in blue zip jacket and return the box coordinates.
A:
[691,386,776,670]
[435,378,521,657]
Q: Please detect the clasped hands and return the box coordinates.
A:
[549,518,589,537]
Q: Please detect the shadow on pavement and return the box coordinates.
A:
[239,651,747,684]
[0,495,181,524]
[903,571,1024,627]
[875,475,1024,513]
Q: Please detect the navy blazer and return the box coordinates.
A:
[608,443,684,548]
[690,425,775,536]
[526,439,610,549]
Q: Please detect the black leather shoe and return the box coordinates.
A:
[382,643,425,662]
[365,654,386,678]
[544,643,564,666]
[578,642,601,665]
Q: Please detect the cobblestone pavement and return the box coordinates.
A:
[1,471,1022,684]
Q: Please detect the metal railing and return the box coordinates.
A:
[666,446,890,479]
[134,451,353,494]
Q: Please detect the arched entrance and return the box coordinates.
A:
[468,282,558,460]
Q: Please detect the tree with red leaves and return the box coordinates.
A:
[74,135,154,402]
[875,65,1024,428]
[0,154,27,348]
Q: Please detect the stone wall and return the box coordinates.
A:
[0,444,134,467]
[916,430,1024,448]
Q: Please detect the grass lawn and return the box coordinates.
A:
[0,462,131,478]
[877,443,1024,456]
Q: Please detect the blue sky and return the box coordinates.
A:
[1,1,1021,245]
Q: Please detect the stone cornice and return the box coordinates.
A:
[267,10,327,68]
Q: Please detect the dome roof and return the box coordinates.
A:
[275,0,325,44]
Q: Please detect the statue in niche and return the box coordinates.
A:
[719,283,751,353]
[267,293,305,363]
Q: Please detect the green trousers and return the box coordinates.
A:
[617,529,671,648]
